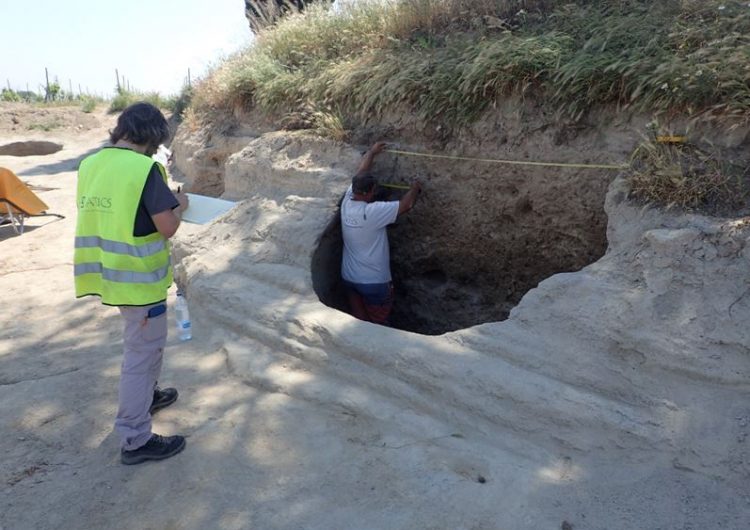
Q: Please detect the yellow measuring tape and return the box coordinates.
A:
[385,148,628,170]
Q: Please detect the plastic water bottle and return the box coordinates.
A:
[174,292,192,341]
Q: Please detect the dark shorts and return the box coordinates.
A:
[344,281,392,305]
[343,280,394,325]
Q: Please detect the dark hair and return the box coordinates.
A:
[352,173,377,194]
[109,102,169,149]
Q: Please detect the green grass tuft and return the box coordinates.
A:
[80,97,97,113]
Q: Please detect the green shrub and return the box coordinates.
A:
[80,97,97,113]
[109,92,134,113]
[1,88,21,102]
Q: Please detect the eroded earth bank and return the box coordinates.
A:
[169,103,750,528]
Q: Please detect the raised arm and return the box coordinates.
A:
[398,180,422,216]
[355,141,387,177]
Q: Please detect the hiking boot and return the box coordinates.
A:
[149,386,178,414]
[121,434,186,465]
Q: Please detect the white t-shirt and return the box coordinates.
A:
[341,185,399,284]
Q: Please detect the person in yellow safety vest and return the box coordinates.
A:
[74,102,189,465]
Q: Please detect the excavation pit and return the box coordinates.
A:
[0,141,63,157]
[313,163,611,335]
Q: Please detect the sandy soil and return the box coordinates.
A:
[0,105,237,529]
[1,103,749,530]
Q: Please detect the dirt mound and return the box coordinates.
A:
[0,102,103,137]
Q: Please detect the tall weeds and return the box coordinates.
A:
[194,0,750,127]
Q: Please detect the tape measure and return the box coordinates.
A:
[385,148,628,170]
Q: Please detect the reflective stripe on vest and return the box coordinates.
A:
[74,235,166,258]
[74,260,171,283]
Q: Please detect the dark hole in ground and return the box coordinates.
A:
[312,165,610,335]
[0,141,63,157]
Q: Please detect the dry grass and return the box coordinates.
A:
[195,0,750,125]
[629,137,745,212]
[280,104,350,141]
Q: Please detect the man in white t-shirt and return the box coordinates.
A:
[341,142,422,324]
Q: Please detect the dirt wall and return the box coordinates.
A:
[172,99,747,334]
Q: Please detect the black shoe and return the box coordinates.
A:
[121,434,186,465]
[150,387,178,414]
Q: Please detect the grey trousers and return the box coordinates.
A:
[115,302,168,450]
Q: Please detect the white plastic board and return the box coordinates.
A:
[182,193,236,225]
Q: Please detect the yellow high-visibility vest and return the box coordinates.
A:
[74,147,172,306]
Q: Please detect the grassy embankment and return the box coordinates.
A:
[191,0,750,211]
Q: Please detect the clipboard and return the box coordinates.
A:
[182,193,236,225]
